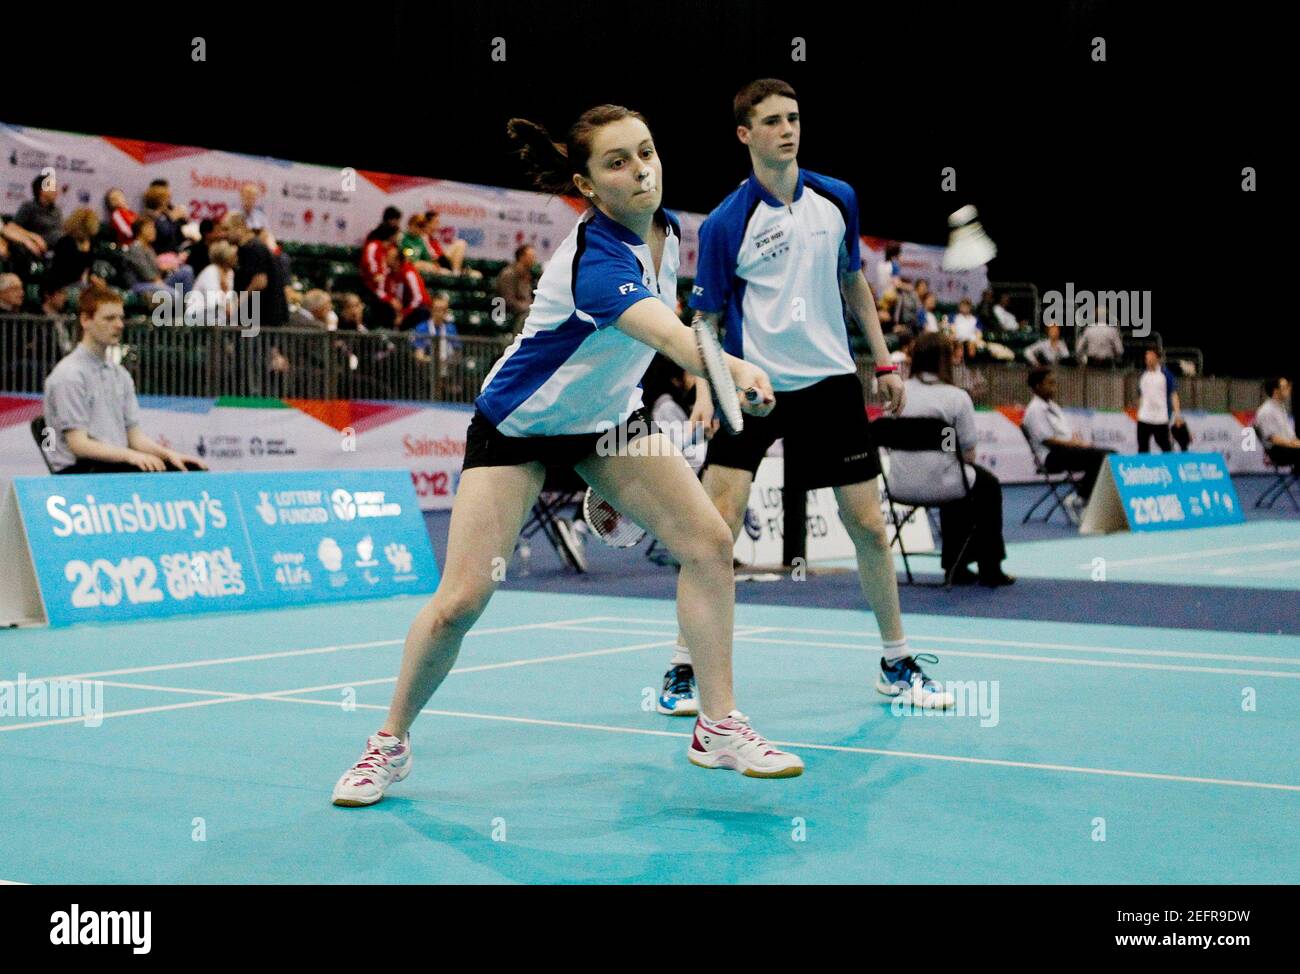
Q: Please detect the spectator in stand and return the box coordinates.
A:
[992,292,1020,332]
[3,217,49,265]
[643,353,708,474]
[875,241,902,297]
[259,227,296,313]
[42,285,208,474]
[337,292,367,332]
[1254,377,1300,468]
[422,210,480,277]
[122,216,196,296]
[14,173,64,252]
[240,183,267,230]
[104,188,138,247]
[1023,367,1112,522]
[45,208,106,302]
[894,332,1013,586]
[400,213,439,274]
[494,244,536,333]
[0,273,25,313]
[948,297,981,357]
[891,279,920,331]
[411,291,462,392]
[380,206,403,237]
[1075,306,1123,366]
[1024,322,1071,366]
[389,246,433,330]
[918,291,940,333]
[140,183,188,257]
[360,225,402,329]
[188,240,238,324]
[889,326,915,379]
[186,219,221,277]
[287,289,336,329]
[1135,347,1184,453]
[226,213,288,328]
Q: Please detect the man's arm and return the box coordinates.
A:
[64,429,164,471]
[126,427,207,470]
[841,269,904,413]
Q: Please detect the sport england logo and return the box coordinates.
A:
[331,489,357,521]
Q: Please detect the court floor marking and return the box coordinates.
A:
[572,618,1300,666]
[1071,539,1300,571]
[270,696,1300,794]
[0,636,683,732]
[22,617,609,685]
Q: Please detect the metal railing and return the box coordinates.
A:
[1,314,514,404]
[0,313,1272,413]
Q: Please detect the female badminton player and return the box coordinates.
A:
[333,105,804,806]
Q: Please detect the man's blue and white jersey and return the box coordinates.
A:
[476,206,681,435]
[689,169,860,392]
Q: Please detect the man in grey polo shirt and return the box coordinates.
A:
[1255,377,1299,466]
[42,285,207,475]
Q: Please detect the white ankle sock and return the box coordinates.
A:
[670,644,692,667]
[882,638,910,664]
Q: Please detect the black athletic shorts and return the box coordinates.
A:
[703,371,880,490]
[462,407,653,472]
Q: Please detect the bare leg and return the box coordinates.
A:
[382,463,544,737]
[671,464,751,655]
[833,479,905,643]
[447,239,468,275]
[577,435,738,718]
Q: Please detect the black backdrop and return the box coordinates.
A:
[4,0,1279,376]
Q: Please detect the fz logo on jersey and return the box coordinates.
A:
[618,283,639,295]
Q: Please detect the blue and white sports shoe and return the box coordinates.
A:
[876,653,955,709]
[657,663,698,716]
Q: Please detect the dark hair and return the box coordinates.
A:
[911,332,953,383]
[199,218,215,236]
[132,215,155,236]
[149,178,169,188]
[884,242,901,261]
[31,174,50,198]
[507,105,650,197]
[734,78,798,127]
[382,206,402,223]
[1264,376,1288,396]
[1028,366,1053,392]
[366,222,401,243]
[514,244,533,262]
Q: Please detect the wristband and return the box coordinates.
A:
[874,365,899,376]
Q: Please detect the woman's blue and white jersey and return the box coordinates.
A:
[475,206,681,435]
[688,169,861,392]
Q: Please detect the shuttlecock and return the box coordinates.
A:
[942,205,997,271]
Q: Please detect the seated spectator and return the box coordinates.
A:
[0,272,25,313]
[390,248,433,330]
[104,188,137,247]
[226,214,288,329]
[1075,308,1123,366]
[45,208,105,301]
[948,297,981,356]
[411,291,461,373]
[642,353,708,475]
[889,326,915,378]
[42,285,208,474]
[422,210,480,277]
[122,216,196,297]
[400,213,439,274]
[918,292,940,333]
[992,292,1020,331]
[894,332,1013,586]
[380,206,403,238]
[1023,367,1112,520]
[14,173,64,252]
[494,244,536,333]
[1254,377,1299,468]
[240,182,267,230]
[141,181,189,256]
[1024,322,1071,366]
[336,292,367,332]
[875,241,902,297]
[891,279,920,331]
[287,289,335,330]
[1136,348,1184,453]
[975,287,997,332]
[186,219,220,277]
[188,240,238,324]
[360,225,402,329]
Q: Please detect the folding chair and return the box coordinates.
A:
[872,416,976,587]
[30,414,55,473]
[1256,447,1300,511]
[1019,423,1081,524]
[517,466,588,572]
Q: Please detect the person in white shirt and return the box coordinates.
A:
[1022,367,1112,509]
[187,240,238,324]
[1255,376,1299,467]
[1024,323,1070,366]
[894,333,1012,585]
[992,293,1019,332]
[1075,312,1124,365]
[1135,348,1184,453]
[948,297,981,357]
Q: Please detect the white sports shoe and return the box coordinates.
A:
[876,654,956,709]
[688,711,804,778]
[332,731,412,807]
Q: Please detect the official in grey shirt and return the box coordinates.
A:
[1255,376,1299,467]
[42,285,207,474]
[889,333,1012,585]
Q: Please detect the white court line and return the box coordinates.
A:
[565,619,1300,667]
[0,637,678,732]
[1213,559,1300,576]
[0,880,30,885]
[1072,539,1300,571]
[271,696,1300,794]
[26,617,607,684]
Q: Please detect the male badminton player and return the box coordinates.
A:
[333,105,803,806]
[654,79,958,716]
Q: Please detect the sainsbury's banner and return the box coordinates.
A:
[0,394,1270,504]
